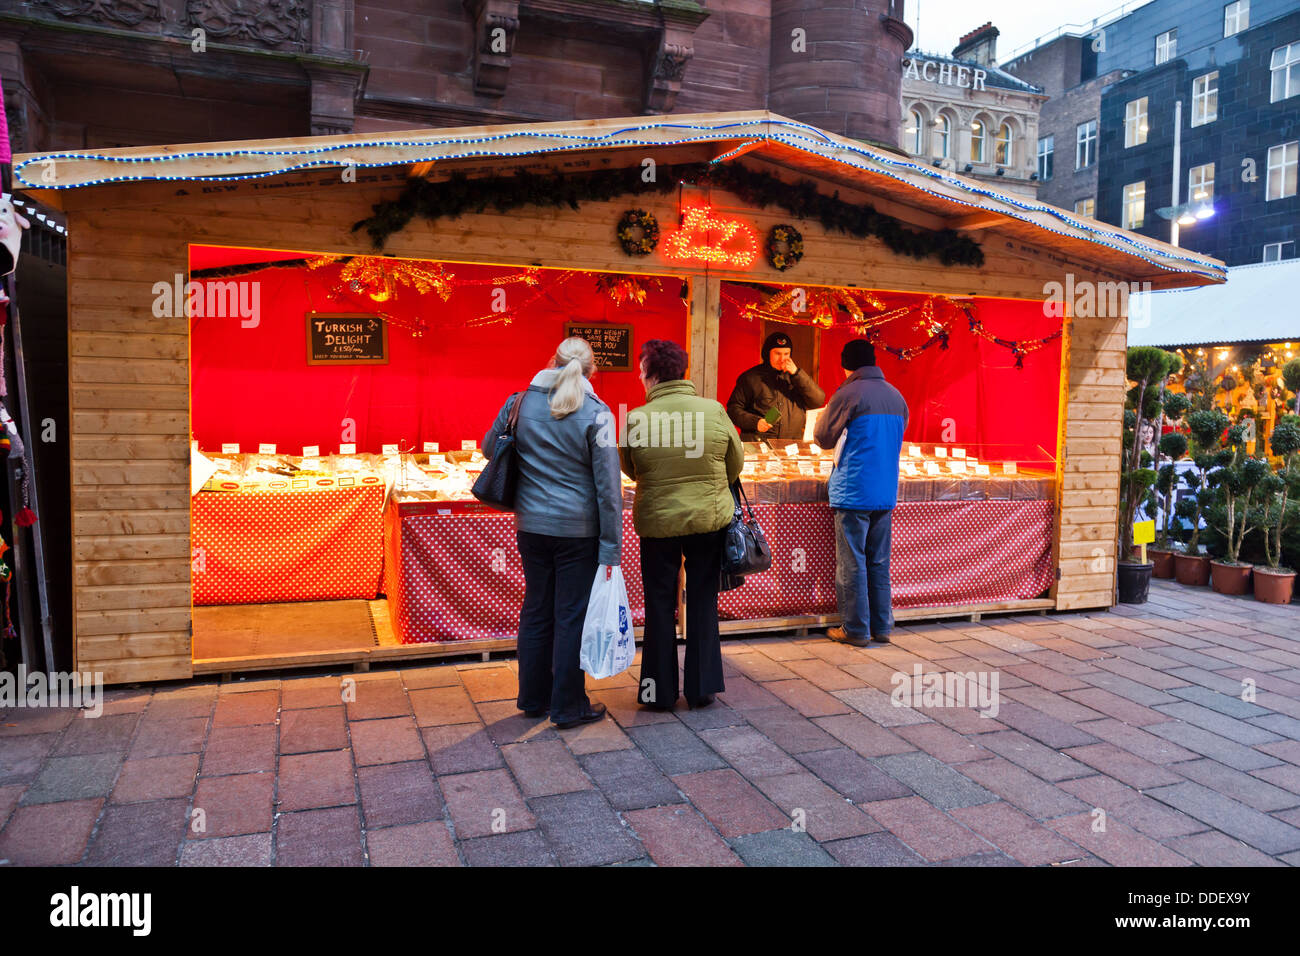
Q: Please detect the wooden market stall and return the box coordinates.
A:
[14,111,1225,684]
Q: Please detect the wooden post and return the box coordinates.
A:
[687,275,721,400]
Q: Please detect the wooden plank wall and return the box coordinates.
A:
[62,167,1137,682]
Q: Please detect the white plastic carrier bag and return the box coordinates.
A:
[579,565,635,680]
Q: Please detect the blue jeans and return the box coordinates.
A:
[833,508,894,638]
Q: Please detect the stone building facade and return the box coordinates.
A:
[0,0,914,153]
[899,23,1045,199]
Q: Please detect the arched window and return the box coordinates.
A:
[970,118,988,163]
[936,114,951,158]
[995,122,1013,165]
[909,109,925,154]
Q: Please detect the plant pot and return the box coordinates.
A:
[1117,561,1153,604]
[1210,561,1252,596]
[1149,549,1175,579]
[1253,566,1296,604]
[1174,552,1211,587]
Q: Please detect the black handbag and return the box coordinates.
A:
[471,392,523,511]
[721,480,772,576]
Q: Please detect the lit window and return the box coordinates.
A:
[1076,119,1097,169]
[1267,141,1298,200]
[1189,163,1215,203]
[970,118,987,163]
[1075,197,1095,218]
[937,114,951,158]
[1224,1,1249,38]
[908,109,925,154]
[1037,135,1054,181]
[1192,72,1218,126]
[1155,29,1177,65]
[1271,42,1300,102]
[1263,241,1293,262]
[995,123,1012,165]
[1123,181,1146,230]
[1124,97,1149,147]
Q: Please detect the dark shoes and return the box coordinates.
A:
[687,695,715,709]
[872,633,892,645]
[521,708,548,718]
[827,626,870,648]
[552,701,607,730]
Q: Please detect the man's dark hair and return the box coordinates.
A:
[641,339,689,382]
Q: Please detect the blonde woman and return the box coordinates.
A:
[483,336,621,729]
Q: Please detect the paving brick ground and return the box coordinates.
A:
[2,580,1298,866]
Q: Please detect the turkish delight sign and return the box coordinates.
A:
[306,313,388,365]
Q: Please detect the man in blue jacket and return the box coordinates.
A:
[813,340,909,647]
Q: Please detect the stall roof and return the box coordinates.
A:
[1128,258,1300,347]
[13,110,1224,288]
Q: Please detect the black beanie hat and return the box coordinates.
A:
[763,331,793,364]
[841,339,876,371]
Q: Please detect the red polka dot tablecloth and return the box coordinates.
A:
[384,498,1055,644]
[191,486,385,606]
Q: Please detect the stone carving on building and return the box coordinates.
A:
[31,0,161,26]
[186,0,310,49]
[464,0,520,97]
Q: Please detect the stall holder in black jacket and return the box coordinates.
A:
[726,364,827,442]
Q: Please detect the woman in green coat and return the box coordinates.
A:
[620,339,744,709]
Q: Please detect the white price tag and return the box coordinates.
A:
[302,445,320,457]
[382,444,399,456]
[925,461,941,475]
[819,459,834,476]
[221,443,240,454]
[953,448,966,459]
[783,443,799,457]
[1003,462,1018,475]
[423,442,439,453]
[934,446,948,458]
[339,443,356,455]
[907,445,922,458]
[949,459,967,474]
[461,440,477,451]
[258,443,276,455]
[766,459,785,475]
[301,459,321,470]
[742,461,757,476]
[901,462,919,476]
[798,460,815,475]
[976,464,991,476]
[471,452,484,463]
[809,444,821,456]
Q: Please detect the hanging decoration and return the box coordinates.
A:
[617,210,660,256]
[964,309,1063,369]
[766,224,804,271]
[353,162,983,267]
[308,255,458,302]
[662,205,760,269]
[595,274,663,306]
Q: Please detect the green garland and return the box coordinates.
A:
[354,162,983,267]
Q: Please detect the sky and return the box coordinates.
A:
[904,0,1156,63]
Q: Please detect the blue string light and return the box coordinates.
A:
[12,117,1224,280]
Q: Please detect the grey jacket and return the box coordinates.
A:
[482,380,622,565]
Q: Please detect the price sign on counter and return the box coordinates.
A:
[901,462,919,476]
[381,444,399,456]
[1003,462,1018,475]
[934,446,948,458]
[461,440,476,451]
[975,464,990,475]
[925,461,941,475]
[953,448,966,459]
[301,459,321,470]
[784,443,799,457]
[307,313,388,365]
[949,459,967,473]
[907,445,922,458]
[564,322,633,370]
[258,443,276,455]
[221,443,240,454]
[819,459,834,475]
[303,445,320,457]
[339,443,356,455]
[423,442,439,453]
[798,460,815,475]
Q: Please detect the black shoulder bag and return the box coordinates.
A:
[472,392,523,511]
[721,480,772,576]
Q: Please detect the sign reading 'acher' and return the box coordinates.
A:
[902,57,989,91]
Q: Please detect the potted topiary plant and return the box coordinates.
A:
[1283,357,1300,414]
[1255,417,1300,603]
[1148,392,1191,579]
[1173,408,1229,586]
[1205,421,1269,595]
[1117,347,1182,603]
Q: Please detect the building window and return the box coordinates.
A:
[1075,197,1096,218]
[936,114,951,158]
[995,123,1012,165]
[1224,1,1249,38]
[1272,43,1300,102]
[1155,29,1177,65]
[1191,73,1218,126]
[1124,97,1149,147]
[1267,141,1298,200]
[1037,135,1054,181]
[1263,241,1294,262]
[970,118,987,163]
[1123,181,1146,230]
[909,109,925,154]
[1076,120,1097,169]
[1189,163,1215,204]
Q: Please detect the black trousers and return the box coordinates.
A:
[515,531,598,722]
[639,529,726,706]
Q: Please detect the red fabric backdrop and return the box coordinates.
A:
[717,283,1063,467]
[188,248,689,454]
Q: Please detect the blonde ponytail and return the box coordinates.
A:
[548,336,595,418]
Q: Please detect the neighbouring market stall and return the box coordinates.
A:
[15,111,1225,684]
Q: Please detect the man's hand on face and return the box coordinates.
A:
[768,347,797,376]
[779,355,798,374]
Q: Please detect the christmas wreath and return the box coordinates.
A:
[617,209,659,256]
[767,224,804,271]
